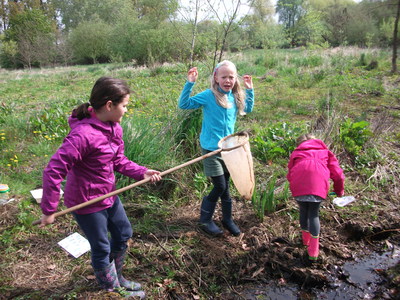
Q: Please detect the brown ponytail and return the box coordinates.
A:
[74,102,91,120]
[73,77,131,121]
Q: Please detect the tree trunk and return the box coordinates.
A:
[189,0,200,68]
[218,0,241,63]
[392,0,400,73]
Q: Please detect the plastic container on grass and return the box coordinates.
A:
[333,196,356,207]
[0,184,10,204]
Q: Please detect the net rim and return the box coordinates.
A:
[218,131,249,151]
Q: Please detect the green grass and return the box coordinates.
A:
[0,47,399,299]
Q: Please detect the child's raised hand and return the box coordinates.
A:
[187,67,198,82]
[243,74,253,89]
[144,169,162,182]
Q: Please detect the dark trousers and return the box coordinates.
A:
[73,196,133,269]
[297,201,321,237]
[207,173,231,203]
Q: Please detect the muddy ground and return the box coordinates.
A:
[1,181,399,299]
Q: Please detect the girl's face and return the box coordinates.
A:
[108,94,129,123]
[214,65,237,92]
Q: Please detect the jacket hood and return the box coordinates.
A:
[68,111,114,133]
[295,139,328,151]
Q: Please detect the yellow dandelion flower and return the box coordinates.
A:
[7,164,11,167]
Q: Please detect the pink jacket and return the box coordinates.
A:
[287,139,344,199]
[41,112,148,215]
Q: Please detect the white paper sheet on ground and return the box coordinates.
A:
[30,188,63,204]
[333,196,356,207]
[58,232,91,258]
[219,134,255,200]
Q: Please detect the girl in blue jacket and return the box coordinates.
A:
[178,60,254,236]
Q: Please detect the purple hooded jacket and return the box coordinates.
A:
[41,113,148,215]
[287,139,345,199]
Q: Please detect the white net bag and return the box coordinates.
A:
[218,132,255,200]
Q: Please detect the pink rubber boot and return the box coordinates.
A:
[308,235,319,261]
[302,230,311,246]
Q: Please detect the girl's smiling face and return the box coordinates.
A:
[108,94,129,123]
[214,65,237,92]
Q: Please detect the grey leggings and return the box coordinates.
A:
[297,201,321,237]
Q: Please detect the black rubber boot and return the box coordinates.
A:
[94,261,145,299]
[199,197,223,236]
[221,199,241,236]
[110,248,142,291]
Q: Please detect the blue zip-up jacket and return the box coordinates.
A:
[178,81,254,151]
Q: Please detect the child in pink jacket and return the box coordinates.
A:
[40,77,161,298]
[287,134,345,261]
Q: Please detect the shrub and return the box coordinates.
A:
[339,119,372,158]
[252,122,306,164]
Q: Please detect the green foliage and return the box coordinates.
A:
[251,174,290,222]
[193,172,209,199]
[0,38,18,69]
[260,52,278,69]
[109,20,186,66]
[120,114,177,169]
[252,122,306,163]
[174,109,202,160]
[379,17,399,47]
[289,54,323,68]
[251,177,278,221]
[354,147,382,171]
[0,0,396,69]
[69,19,112,64]
[6,9,54,41]
[339,119,372,158]
[3,9,56,68]
[29,101,73,140]
[290,69,326,88]
[295,8,328,47]
[52,0,137,31]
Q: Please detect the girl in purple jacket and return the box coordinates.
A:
[39,77,161,298]
[287,134,345,261]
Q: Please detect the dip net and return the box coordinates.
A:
[218,131,255,200]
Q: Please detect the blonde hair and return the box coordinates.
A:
[296,133,316,146]
[210,60,245,115]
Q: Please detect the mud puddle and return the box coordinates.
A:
[235,247,399,300]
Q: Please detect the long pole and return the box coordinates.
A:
[32,148,222,226]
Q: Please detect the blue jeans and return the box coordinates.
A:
[73,196,133,269]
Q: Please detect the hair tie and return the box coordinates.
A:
[214,63,221,75]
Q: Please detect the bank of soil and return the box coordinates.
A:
[159,190,400,299]
[0,183,399,299]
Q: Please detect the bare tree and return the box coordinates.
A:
[170,0,209,68]
[189,0,200,67]
[206,0,245,68]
